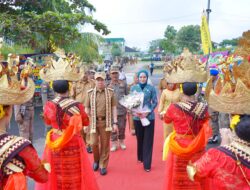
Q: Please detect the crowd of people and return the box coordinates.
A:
[0,47,250,190]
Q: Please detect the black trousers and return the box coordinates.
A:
[134,119,155,170]
[150,68,154,76]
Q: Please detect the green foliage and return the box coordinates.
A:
[0,44,35,58]
[161,25,177,54]
[111,44,122,57]
[149,25,201,54]
[164,25,177,41]
[149,39,164,53]
[214,47,233,52]
[63,33,103,63]
[219,38,239,47]
[0,0,110,53]
[176,25,201,53]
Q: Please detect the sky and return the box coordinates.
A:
[83,0,250,51]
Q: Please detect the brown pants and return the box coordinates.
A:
[208,108,220,136]
[90,120,111,168]
[111,115,126,141]
[18,110,34,142]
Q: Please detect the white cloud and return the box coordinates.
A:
[84,0,250,50]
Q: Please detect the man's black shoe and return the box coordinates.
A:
[208,135,218,144]
[93,162,99,171]
[100,168,107,175]
[87,146,93,153]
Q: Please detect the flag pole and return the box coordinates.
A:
[206,0,211,24]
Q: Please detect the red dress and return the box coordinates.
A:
[35,98,99,190]
[163,102,210,190]
[193,141,250,190]
[0,134,48,190]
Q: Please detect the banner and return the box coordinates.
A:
[200,13,213,55]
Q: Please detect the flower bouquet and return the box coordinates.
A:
[119,91,144,110]
[132,105,151,126]
[119,91,151,126]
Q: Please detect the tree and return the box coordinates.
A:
[164,25,177,41]
[63,33,103,63]
[219,38,239,47]
[111,44,122,57]
[176,25,201,53]
[161,25,177,54]
[0,0,110,53]
[148,39,164,53]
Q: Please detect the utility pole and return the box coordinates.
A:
[206,0,212,24]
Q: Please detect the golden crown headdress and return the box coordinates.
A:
[206,56,250,114]
[0,56,35,105]
[164,48,208,83]
[39,49,84,82]
[234,30,250,60]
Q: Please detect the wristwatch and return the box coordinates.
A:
[113,122,118,125]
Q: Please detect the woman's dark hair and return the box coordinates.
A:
[235,115,250,142]
[52,80,69,94]
[182,82,197,96]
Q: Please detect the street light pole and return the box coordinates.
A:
[206,0,211,24]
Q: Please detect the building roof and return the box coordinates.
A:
[105,38,125,43]
[125,46,139,53]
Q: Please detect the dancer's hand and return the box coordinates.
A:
[83,126,89,133]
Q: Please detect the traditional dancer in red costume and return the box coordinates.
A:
[162,49,211,190]
[0,59,48,190]
[35,52,99,190]
[187,56,250,190]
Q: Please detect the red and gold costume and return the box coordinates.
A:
[187,48,250,189]
[0,134,48,190]
[36,52,99,190]
[162,49,210,190]
[0,57,49,190]
[189,137,250,190]
[163,101,210,190]
[35,97,99,190]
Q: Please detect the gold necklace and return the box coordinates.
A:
[233,148,250,187]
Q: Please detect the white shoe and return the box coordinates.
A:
[119,140,126,150]
[110,142,118,152]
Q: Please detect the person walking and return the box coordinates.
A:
[149,62,154,76]
[208,67,220,144]
[85,72,118,175]
[130,70,158,172]
[108,65,128,151]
